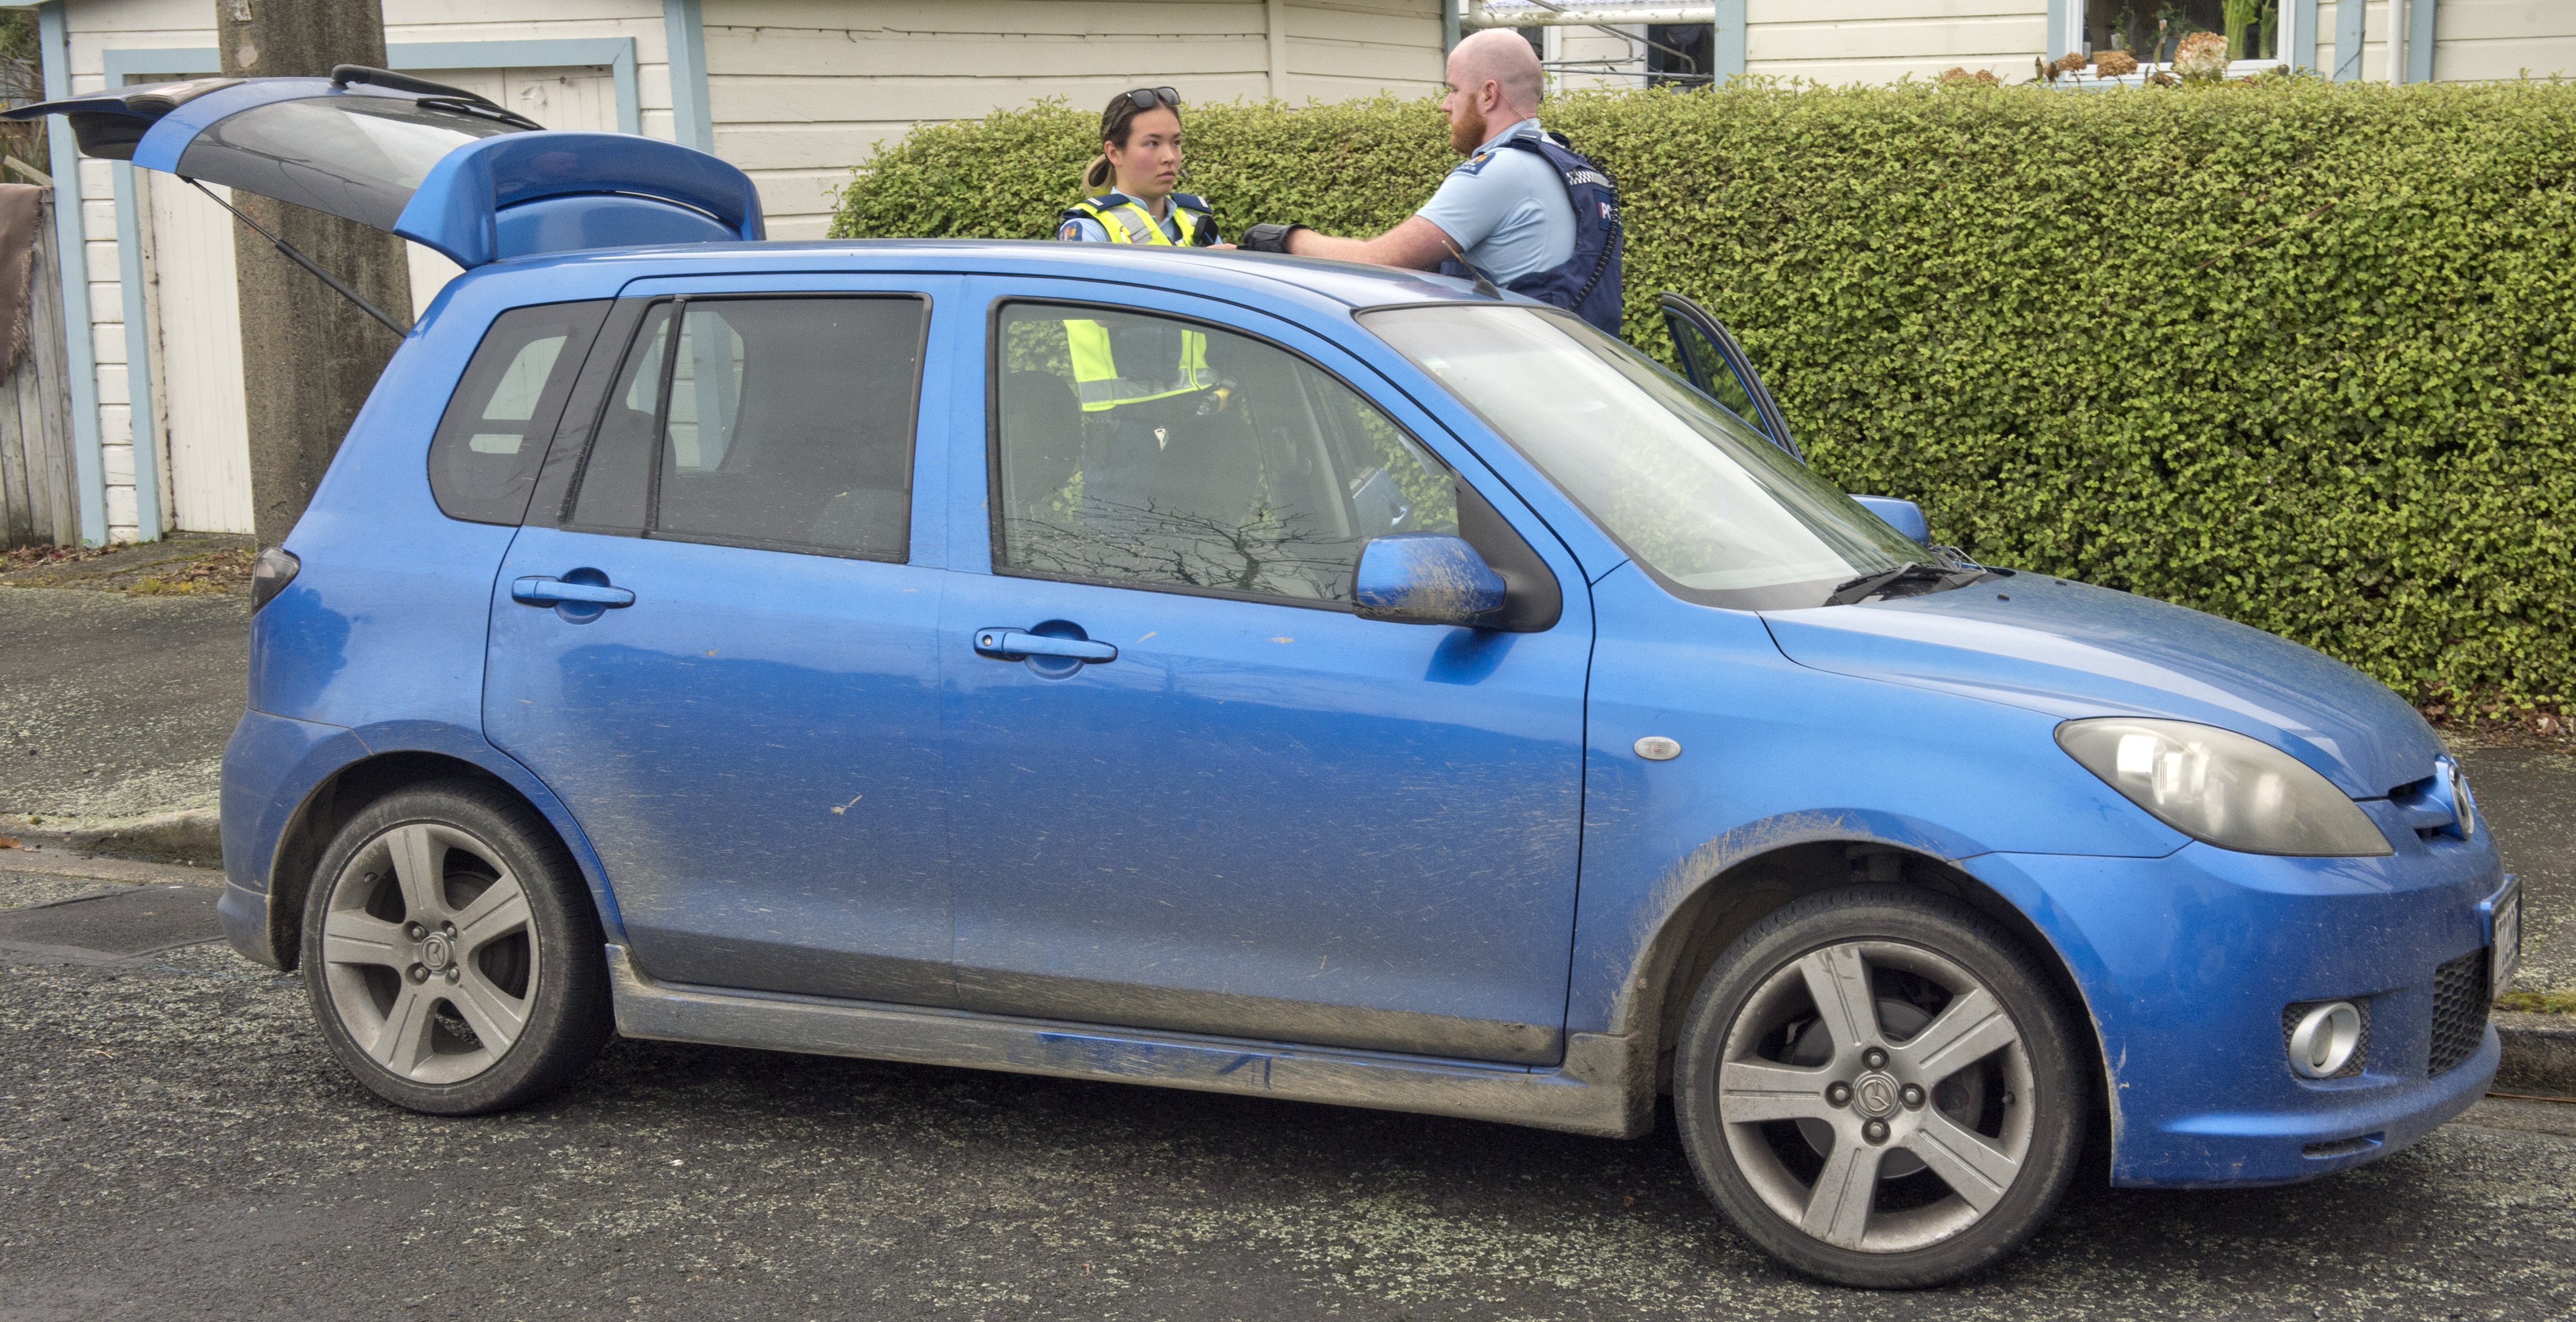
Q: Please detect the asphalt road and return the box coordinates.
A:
[2462,744,2576,992]
[2,856,2573,1321]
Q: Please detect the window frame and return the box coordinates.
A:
[979,295,1471,615]
[551,291,933,564]
[2067,0,2304,82]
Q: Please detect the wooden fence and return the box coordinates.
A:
[0,187,75,548]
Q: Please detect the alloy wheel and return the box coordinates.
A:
[1717,939,2036,1254]
[317,821,541,1085]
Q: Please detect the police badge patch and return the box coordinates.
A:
[1059,220,1083,239]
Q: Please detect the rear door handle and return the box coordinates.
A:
[974,628,1116,663]
[512,576,636,608]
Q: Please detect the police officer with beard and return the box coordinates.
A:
[1239,29,1623,334]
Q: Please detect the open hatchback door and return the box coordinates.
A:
[7,66,763,270]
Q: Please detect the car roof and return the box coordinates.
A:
[468,238,1504,318]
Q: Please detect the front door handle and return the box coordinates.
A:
[513,575,636,608]
[974,628,1116,664]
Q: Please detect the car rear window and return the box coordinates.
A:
[427,300,609,526]
[564,295,928,560]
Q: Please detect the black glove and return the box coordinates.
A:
[1241,223,1308,254]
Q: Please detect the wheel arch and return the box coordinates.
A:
[264,744,624,971]
[1616,840,2110,1154]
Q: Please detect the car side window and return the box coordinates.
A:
[991,301,1458,605]
[565,295,927,559]
[427,300,609,525]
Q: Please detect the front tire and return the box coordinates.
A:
[1674,886,2087,1288]
[301,780,611,1115]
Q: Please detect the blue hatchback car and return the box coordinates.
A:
[24,71,2522,1288]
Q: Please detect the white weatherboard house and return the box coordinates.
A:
[30,0,2576,545]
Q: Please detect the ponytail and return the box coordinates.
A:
[1082,153,1116,194]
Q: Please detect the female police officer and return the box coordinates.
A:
[1059,87,1228,248]
[1050,88,1236,523]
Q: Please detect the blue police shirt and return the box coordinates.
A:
[1415,118,1576,287]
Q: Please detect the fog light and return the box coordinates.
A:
[2287,1001,2363,1079]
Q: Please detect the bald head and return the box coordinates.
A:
[1448,29,1545,120]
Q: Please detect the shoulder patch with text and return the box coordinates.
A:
[1059,220,1085,239]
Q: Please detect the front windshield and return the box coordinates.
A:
[1360,304,1924,609]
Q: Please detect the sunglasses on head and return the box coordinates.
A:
[1120,87,1180,114]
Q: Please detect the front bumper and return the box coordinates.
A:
[1966,837,2506,1188]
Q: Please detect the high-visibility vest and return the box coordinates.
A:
[1062,191,1216,247]
[1064,318,1213,413]
[1056,193,1218,411]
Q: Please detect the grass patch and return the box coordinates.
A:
[2497,989,2576,1015]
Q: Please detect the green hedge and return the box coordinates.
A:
[832,81,2576,713]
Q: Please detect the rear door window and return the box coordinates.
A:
[427,300,609,525]
[563,296,928,560]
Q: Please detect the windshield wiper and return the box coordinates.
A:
[1825,560,1985,607]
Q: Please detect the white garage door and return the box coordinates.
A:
[396,67,623,316]
[141,65,621,534]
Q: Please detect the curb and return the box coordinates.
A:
[4,809,222,870]
[2497,1012,2576,1095]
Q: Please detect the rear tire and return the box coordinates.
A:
[301,780,611,1115]
[1674,886,2086,1288]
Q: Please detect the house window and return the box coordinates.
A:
[2087,0,2282,61]
[1646,24,1715,87]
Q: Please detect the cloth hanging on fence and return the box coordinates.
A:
[0,183,47,377]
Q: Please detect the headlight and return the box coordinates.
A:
[2056,718,2391,857]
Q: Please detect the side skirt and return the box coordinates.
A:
[606,944,1651,1138]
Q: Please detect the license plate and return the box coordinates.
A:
[2492,882,2521,999]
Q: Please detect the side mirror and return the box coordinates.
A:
[1354,534,1506,626]
[1849,495,1930,547]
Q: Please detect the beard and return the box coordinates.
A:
[1449,102,1488,155]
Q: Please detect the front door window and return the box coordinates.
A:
[991,301,1456,606]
